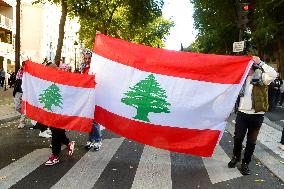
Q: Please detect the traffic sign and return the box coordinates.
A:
[233,41,245,52]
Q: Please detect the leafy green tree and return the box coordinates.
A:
[69,0,173,48]
[189,0,240,54]
[34,0,173,64]
[121,16,174,48]
[39,84,63,112]
[251,0,284,76]
[121,74,171,122]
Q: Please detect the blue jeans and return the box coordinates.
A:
[89,122,102,142]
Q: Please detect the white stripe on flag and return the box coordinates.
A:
[92,54,239,130]
[22,73,95,118]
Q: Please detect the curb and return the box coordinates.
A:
[263,116,283,131]
[0,113,20,124]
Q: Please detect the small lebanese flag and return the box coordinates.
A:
[22,61,96,132]
[91,34,252,157]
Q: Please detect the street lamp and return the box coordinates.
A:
[74,41,79,71]
[49,42,52,61]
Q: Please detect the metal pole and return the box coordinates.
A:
[74,41,78,71]
[15,0,21,74]
[74,48,76,70]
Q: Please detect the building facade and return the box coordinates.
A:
[0,0,15,74]
[0,0,81,75]
[21,0,80,70]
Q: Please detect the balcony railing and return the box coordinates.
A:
[0,14,13,31]
[0,41,14,55]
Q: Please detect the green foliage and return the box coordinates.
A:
[121,74,171,122]
[33,0,173,53]
[69,0,173,48]
[122,17,174,48]
[189,0,239,54]
[251,1,284,50]
[39,84,63,112]
[189,0,284,57]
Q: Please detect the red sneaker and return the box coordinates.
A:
[45,154,59,166]
[67,141,75,156]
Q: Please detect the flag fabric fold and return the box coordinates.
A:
[91,34,252,157]
[22,61,96,132]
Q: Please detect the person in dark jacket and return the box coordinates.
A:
[268,76,283,111]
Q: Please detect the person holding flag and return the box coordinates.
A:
[81,49,102,151]
[228,56,277,175]
[45,62,75,166]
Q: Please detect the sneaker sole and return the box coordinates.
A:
[45,160,59,166]
[94,147,101,151]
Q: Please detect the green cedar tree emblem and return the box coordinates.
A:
[39,83,63,112]
[121,74,171,122]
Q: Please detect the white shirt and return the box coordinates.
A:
[238,63,277,114]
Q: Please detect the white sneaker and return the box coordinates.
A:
[84,141,93,150]
[93,142,102,151]
[39,131,52,138]
[46,128,52,135]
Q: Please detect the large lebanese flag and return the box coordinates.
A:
[22,61,96,132]
[91,34,252,157]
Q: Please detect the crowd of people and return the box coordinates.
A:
[2,53,283,175]
[0,68,16,89]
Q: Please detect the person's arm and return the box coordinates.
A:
[261,63,278,86]
[252,56,277,85]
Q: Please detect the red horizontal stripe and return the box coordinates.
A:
[24,61,96,88]
[23,101,92,132]
[95,106,220,157]
[93,34,252,84]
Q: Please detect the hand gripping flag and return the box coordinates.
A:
[22,61,96,132]
[91,34,252,157]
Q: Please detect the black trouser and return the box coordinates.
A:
[280,92,284,106]
[0,77,4,87]
[51,128,70,156]
[268,89,277,110]
[34,122,48,132]
[233,111,264,164]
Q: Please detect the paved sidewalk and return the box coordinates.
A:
[0,88,20,124]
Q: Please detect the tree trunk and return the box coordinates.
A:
[54,0,68,66]
[15,0,21,74]
[277,35,284,78]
